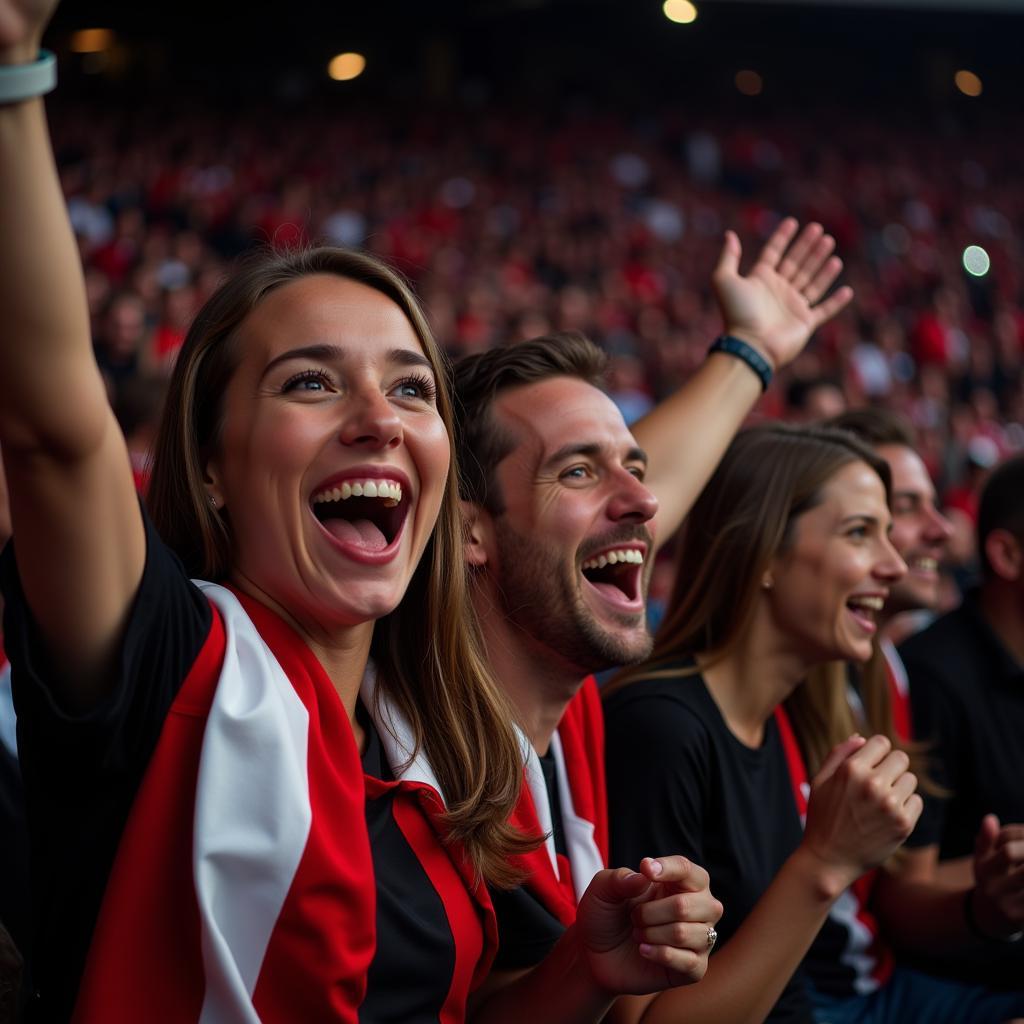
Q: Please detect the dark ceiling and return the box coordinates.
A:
[43,0,1024,110]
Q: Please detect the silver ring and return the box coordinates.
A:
[706,926,718,952]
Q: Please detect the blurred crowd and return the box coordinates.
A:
[59,97,1024,554]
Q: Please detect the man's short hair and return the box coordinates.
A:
[977,452,1024,578]
[452,331,607,512]
[824,408,917,450]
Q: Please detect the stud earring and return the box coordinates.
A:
[761,572,774,590]
[209,495,219,510]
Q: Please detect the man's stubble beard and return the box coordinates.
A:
[492,521,654,676]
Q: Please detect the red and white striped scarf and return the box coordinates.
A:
[73,583,495,1023]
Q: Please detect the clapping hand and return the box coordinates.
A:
[802,734,922,892]
[575,856,723,996]
[971,815,1024,940]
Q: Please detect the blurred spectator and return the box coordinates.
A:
[112,376,169,494]
[38,95,1024,494]
[784,375,847,422]
[94,290,151,395]
[901,453,1024,991]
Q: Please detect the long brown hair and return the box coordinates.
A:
[608,424,891,691]
[148,246,534,885]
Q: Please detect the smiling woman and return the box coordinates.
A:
[603,425,924,1024]
[0,14,542,1010]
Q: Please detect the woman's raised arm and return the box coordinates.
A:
[0,2,145,708]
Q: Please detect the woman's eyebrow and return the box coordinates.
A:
[260,343,434,381]
[389,348,436,374]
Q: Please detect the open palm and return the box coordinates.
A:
[712,218,854,371]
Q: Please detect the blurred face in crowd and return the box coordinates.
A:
[767,460,906,666]
[205,274,450,635]
[478,376,658,674]
[875,443,952,618]
[104,293,148,360]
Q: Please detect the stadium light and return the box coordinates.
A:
[735,69,763,95]
[328,53,367,82]
[663,0,698,24]
[954,69,983,97]
[962,245,991,277]
[70,28,114,53]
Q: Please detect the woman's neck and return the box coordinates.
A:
[228,571,375,739]
[698,618,809,748]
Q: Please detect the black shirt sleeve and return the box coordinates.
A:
[605,688,711,868]
[902,649,961,855]
[488,885,565,971]
[0,508,211,1019]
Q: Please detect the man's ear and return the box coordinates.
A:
[461,500,494,569]
[984,528,1023,582]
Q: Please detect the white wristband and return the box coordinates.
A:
[0,50,57,105]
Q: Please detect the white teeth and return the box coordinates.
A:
[312,479,404,507]
[913,558,938,572]
[848,596,885,611]
[581,548,644,571]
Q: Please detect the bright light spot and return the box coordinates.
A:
[954,70,983,97]
[663,0,698,24]
[328,52,366,82]
[70,28,114,53]
[735,69,763,96]
[962,244,991,277]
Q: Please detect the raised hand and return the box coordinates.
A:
[971,815,1024,939]
[712,218,853,371]
[0,0,58,61]
[575,856,722,996]
[801,734,922,892]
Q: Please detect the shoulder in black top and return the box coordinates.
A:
[604,668,813,1024]
[899,593,1024,991]
[0,514,211,1022]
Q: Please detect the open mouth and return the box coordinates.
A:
[580,547,644,608]
[845,594,884,632]
[311,478,408,554]
[908,557,939,575]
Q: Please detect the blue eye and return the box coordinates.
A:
[392,375,437,402]
[282,369,333,392]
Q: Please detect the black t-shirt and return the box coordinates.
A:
[899,591,1024,991]
[604,667,813,1024]
[900,591,1024,860]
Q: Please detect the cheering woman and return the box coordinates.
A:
[0,2,716,1021]
[605,425,921,1023]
